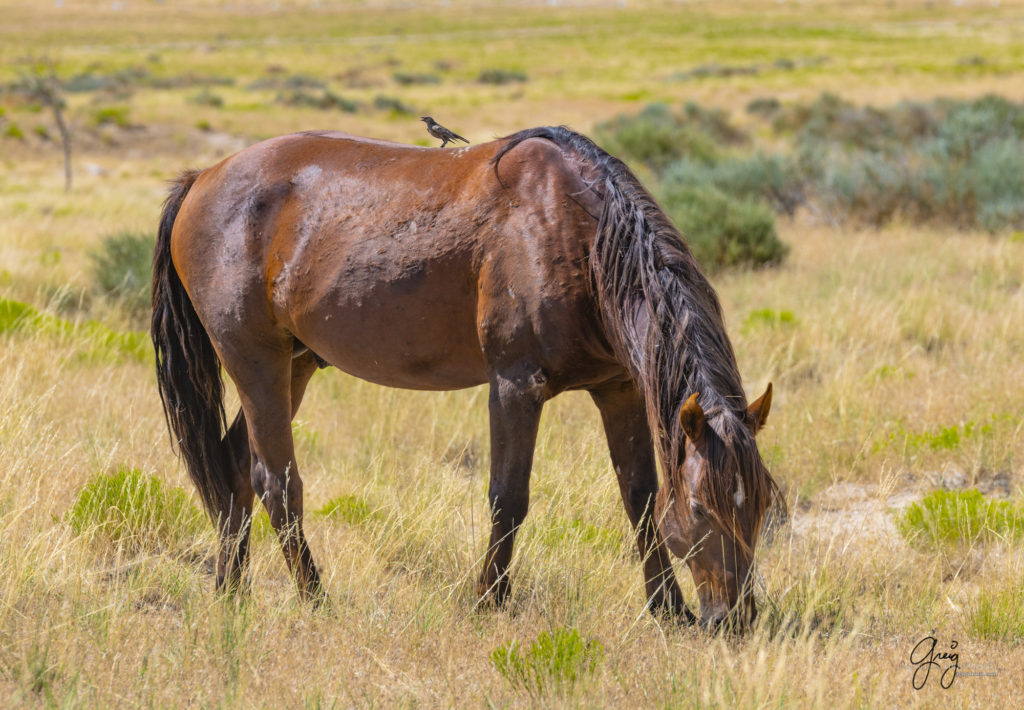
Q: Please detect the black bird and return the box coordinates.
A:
[420,116,469,148]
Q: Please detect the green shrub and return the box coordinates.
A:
[188,89,223,107]
[393,72,440,86]
[247,74,324,91]
[671,62,759,81]
[596,103,724,173]
[316,494,375,525]
[781,93,1024,231]
[89,231,155,316]
[895,489,1024,547]
[373,95,416,115]
[276,89,357,112]
[813,149,916,226]
[91,106,132,128]
[661,182,788,270]
[662,152,802,215]
[67,467,204,551]
[477,68,528,85]
[4,122,24,139]
[922,136,1024,232]
[747,96,782,117]
[491,627,604,696]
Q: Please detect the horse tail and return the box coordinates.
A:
[151,169,232,521]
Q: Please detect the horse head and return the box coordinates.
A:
[656,383,774,631]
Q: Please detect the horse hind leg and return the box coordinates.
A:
[589,381,695,623]
[214,409,256,593]
[221,345,324,603]
[215,351,321,595]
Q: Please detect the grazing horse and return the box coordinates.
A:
[151,126,781,629]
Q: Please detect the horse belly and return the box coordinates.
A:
[288,264,488,391]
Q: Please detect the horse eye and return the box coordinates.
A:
[689,500,707,518]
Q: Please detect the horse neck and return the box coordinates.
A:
[591,225,749,480]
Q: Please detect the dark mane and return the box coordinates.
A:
[494,126,782,545]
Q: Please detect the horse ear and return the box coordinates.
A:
[746,382,773,433]
[679,392,705,445]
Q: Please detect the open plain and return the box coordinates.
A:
[1,1,1024,706]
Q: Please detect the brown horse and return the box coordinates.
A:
[151,126,781,629]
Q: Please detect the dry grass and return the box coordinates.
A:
[2,0,1024,706]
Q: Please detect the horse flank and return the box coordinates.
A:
[495,127,781,545]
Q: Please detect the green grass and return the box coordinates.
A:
[0,297,149,363]
[315,494,375,525]
[743,308,797,331]
[491,627,604,696]
[66,466,205,552]
[91,106,132,128]
[968,583,1024,644]
[895,489,1024,548]
[538,517,623,555]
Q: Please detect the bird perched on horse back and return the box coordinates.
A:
[420,116,469,148]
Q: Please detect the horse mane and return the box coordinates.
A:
[493,126,782,547]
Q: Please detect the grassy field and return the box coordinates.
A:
[2,1,1024,707]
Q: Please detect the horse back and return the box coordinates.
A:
[171,132,620,392]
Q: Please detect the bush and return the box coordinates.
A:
[373,95,416,115]
[491,628,604,696]
[91,106,132,128]
[661,182,788,270]
[920,136,1024,232]
[316,494,375,525]
[477,68,528,85]
[895,489,1024,548]
[89,231,155,316]
[662,153,802,215]
[596,103,724,173]
[276,89,357,112]
[188,89,223,107]
[813,148,917,227]
[747,96,781,118]
[67,467,204,551]
[247,74,324,91]
[393,72,440,86]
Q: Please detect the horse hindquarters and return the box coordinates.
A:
[153,171,256,590]
[155,169,325,601]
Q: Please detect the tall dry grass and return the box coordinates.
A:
[2,200,1023,704]
[3,0,1024,705]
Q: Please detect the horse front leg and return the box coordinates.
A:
[590,380,696,623]
[477,372,544,608]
